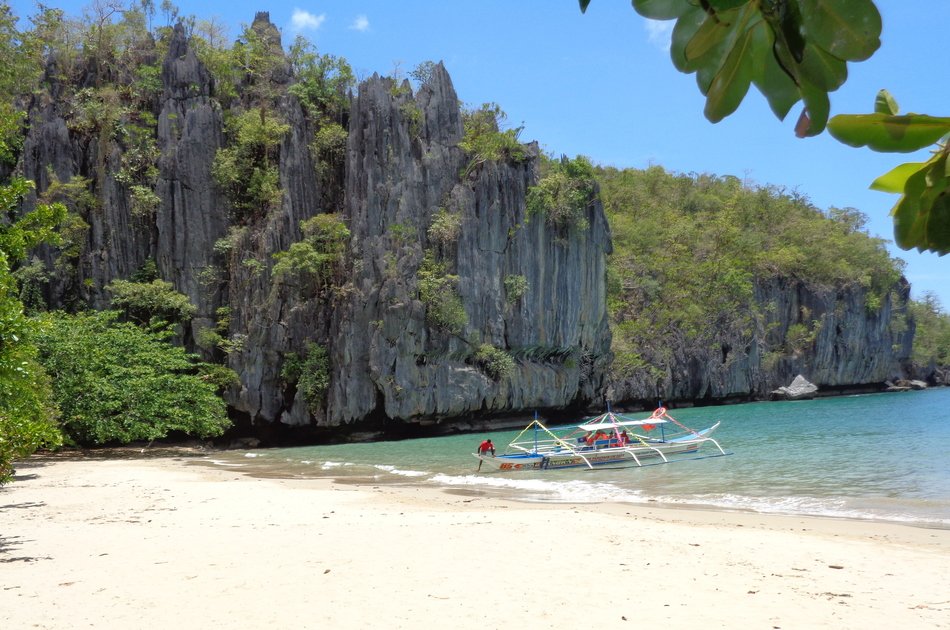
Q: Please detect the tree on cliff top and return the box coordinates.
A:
[580,0,950,256]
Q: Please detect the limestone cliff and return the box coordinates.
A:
[16,15,612,434]
[609,277,914,404]
[328,68,612,426]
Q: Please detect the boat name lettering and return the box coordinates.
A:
[499,462,542,471]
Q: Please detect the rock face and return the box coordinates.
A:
[155,23,228,333]
[20,58,155,309]
[16,17,612,432]
[328,67,613,425]
[12,14,924,439]
[609,277,914,404]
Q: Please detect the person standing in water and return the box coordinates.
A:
[476,439,495,471]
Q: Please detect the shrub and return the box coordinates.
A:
[0,302,61,483]
[212,109,289,220]
[272,213,350,295]
[526,155,595,232]
[388,222,417,248]
[427,208,462,247]
[106,278,197,327]
[473,344,515,380]
[311,121,349,213]
[785,320,821,354]
[129,184,160,218]
[196,363,240,393]
[13,257,49,314]
[399,101,423,139]
[281,343,331,415]
[116,122,160,188]
[312,122,348,163]
[503,274,528,302]
[459,103,525,175]
[0,175,66,483]
[287,36,354,123]
[409,60,437,88]
[33,311,230,445]
[417,252,467,334]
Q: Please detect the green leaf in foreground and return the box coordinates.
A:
[632,0,692,20]
[797,81,830,137]
[750,19,799,120]
[799,0,881,61]
[704,20,756,122]
[635,1,881,132]
[833,90,950,254]
[870,162,926,194]
[875,89,899,115]
[828,113,950,153]
[878,151,950,255]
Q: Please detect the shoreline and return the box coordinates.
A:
[2,456,949,629]
[330,473,950,531]
[28,446,950,530]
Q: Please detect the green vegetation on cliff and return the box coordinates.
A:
[527,155,596,233]
[459,103,526,176]
[910,294,950,367]
[598,164,906,378]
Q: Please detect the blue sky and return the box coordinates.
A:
[9,0,950,308]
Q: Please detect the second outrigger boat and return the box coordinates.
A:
[474,407,727,472]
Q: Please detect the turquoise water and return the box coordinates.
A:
[205,388,950,527]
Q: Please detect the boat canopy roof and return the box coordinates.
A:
[578,418,669,431]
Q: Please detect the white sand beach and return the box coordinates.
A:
[2,456,948,629]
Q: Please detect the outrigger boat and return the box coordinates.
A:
[474,407,727,472]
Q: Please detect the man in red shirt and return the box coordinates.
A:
[476,439,495,471]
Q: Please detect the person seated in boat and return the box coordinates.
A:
[619,430,629,445]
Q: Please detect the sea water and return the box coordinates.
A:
[204,388,950,527]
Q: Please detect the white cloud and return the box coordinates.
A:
[350,14,370,32]
[644,19,674,52]
[291,9,326,31]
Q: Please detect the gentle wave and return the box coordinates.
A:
[428,473,950,526]
[430,473,647,504]
[320,460,352,470]
[374,464,429,478]
[205,459,246,468]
